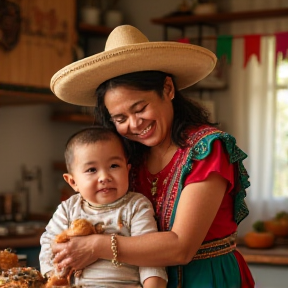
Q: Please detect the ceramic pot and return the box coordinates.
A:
[193,3,217,15]
[81,7,101,25]
[105,10,123,28]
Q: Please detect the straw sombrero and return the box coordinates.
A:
[51,25,217,107]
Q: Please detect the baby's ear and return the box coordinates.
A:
[63,173,78,192]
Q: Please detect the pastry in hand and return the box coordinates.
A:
[47,219,97,287]
[55,218,96,243]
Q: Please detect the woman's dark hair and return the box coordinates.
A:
[94,71,217,166]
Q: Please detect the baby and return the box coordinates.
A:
[39,126,167,288]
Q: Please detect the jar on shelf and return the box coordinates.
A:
[103,0,123,28]
[193,0,218,15]
[80,0,101,25]
[104,9,123,28]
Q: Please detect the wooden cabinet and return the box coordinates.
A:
[0,0,112,110]
[0,84,60,106]
[0,0,76,105]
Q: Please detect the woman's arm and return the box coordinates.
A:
[53,172,227,269]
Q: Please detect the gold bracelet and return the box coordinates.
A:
[111,233,121,267]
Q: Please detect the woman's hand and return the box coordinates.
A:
[51,234,99,270]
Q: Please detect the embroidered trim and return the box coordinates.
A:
[193,232,237,260]
[168,126,250,230]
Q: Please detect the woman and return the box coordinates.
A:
[50,25,255,288]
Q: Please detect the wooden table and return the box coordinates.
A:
[237,245,288,266]
[0,228,45,250]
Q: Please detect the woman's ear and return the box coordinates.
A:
[63,173,78,192]
[127,163,131,172]
[164,76,175,100]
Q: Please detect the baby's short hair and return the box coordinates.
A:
[64,126,127,173]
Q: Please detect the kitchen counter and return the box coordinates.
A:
[237,241,288,266]
[0,215,50,250]
[0,228,45,249]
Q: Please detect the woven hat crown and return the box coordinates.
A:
[105,25,149,51]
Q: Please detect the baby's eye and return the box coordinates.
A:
[86,168,96,173]
[111,164,120,169]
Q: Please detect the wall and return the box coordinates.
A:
[249,264,288,288]
[0,105,84,213]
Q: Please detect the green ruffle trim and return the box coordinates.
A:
[186,131,250,225]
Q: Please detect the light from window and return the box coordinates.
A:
[273,59,288,197]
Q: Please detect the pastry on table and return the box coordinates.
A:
[0,249,18,271]
[0,266,46,288]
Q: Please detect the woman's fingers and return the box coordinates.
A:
[52,235,100,270]
[56,255,74,270]
[53,248,69,264]
[51,242,66,256]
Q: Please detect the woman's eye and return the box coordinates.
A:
[135,104,148,114]
[110,116,127,124]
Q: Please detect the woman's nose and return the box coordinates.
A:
[129,114,142,128]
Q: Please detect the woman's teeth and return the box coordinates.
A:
[140,125,152,136]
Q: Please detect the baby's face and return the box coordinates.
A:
[68,137,130,205]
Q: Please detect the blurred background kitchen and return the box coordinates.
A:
[0,0,288,287]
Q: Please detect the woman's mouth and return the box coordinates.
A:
[139,124,152,136]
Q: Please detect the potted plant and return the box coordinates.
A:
[264,211,288,237]
[244,220,275,249]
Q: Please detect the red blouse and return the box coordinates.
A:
[134,140,237,241]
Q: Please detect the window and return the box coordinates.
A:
[273,59,288,197]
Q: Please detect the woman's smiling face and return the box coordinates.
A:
[104,77,175,149]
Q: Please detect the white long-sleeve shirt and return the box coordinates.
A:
[40,191,167,288]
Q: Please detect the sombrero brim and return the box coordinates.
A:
[51,42,217,107]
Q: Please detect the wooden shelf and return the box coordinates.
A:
[51,113,94,124]
[0,84,60,106]
[0,228,45,249]
[78,23,113,36]
[151,8,288,27]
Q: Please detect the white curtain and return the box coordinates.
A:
[229,20,288,234]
